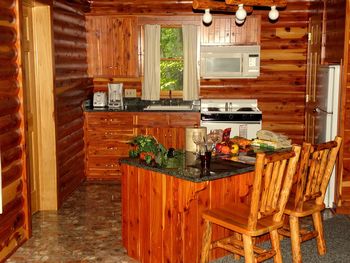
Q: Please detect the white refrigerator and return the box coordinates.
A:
[315,64,341,208]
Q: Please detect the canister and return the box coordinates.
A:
[185,126,207,152]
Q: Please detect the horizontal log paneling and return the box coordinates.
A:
[2,163,22,188]
[0,0,28,261]
[53,0,92,207]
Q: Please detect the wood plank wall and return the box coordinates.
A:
[337,0,350,213]
[323,0,345,63]
[53,0,92,207]
[88,0,312,144]
[0,0,29,261]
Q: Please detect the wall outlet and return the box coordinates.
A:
[124,89,137,98]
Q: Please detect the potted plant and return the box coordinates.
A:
[128,135,168,167]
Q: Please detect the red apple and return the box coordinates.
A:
[215,143,223,153]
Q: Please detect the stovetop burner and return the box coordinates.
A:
[207,107,220,111]
[237,107,254,112]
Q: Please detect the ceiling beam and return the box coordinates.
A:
[192,0,253,13]
[225,0,287,8]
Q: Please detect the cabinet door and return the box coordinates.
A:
[135,112,200,149]
[112,17,138,77]
[86,16,138,77]
[140,127,185,149]
[200,15,261,45]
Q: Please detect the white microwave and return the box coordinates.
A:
[200,45,260,79]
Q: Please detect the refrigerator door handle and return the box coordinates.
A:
[314,106,333,114]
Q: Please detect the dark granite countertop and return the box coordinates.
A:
[83,98,200,112]
[120,151,255,183]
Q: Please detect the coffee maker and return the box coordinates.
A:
[108,83,124,109]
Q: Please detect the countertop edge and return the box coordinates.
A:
[120,158,255,183]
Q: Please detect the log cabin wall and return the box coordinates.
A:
[87,0,312,144]
[0,0,30,261]
[53,0,92,207]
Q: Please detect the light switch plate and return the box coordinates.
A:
[124,89,137,98]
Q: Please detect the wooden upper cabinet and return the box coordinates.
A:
[200,15,261,45]
[86,16,139,77]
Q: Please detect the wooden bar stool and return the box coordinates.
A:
[278,136,342,263]
[201,145,301,263]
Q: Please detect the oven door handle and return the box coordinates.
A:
[201,121,262,125]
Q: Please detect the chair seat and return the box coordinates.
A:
[284,199,325,217]
[202,203,284,237]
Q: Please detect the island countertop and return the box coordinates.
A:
[119,151,255,183]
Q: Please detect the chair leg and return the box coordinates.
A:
[270,229,283,263]
[201,219,212,263]
[312,211,326,255]
[233,232,241,260]
[290,215,302,263]
[242,234,255,263]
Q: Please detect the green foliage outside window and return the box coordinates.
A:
[160,28,183,91]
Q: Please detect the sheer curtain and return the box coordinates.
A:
[142,24,160,100]
[182,25,199,100]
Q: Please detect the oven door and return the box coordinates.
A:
[200,121,261,140]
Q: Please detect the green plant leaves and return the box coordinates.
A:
[128,135,169,167]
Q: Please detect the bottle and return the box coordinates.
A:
[239,124,248,138]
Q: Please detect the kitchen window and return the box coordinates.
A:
[142,24,199,101]
[160,27,183,93]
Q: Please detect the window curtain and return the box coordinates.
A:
[182,25,199,101]
[142,24,161,100]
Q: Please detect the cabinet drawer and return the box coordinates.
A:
[168,112,200,127]
[85,112,134,129]
[86,169,120,180]
[87,142,131,156]
[86,156,121,170]
[135,113,168,127]
[86,130,135,142]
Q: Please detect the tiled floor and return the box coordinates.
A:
[6,181,345,263]
[7,182,136,263]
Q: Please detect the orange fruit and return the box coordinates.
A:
[221,145,231,154]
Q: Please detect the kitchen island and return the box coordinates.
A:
[121,153,255,263]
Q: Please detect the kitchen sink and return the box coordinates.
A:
[144,104,193,111]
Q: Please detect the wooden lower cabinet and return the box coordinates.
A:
[84,112,136,180]
[84,111,200,180]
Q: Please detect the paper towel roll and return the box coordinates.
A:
[185,127,207,152]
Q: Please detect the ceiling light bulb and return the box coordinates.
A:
[235,18,245,25]
[236,4,247,21]
[203,9,212,24]
[268,6,279,20]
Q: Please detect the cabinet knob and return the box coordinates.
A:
[107,146,117,150]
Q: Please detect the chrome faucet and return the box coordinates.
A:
[169,90,172,105]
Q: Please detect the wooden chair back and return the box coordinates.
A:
[293,136,342,211]
[247,145,301,231]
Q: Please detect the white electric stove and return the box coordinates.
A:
[200,99,262,139]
